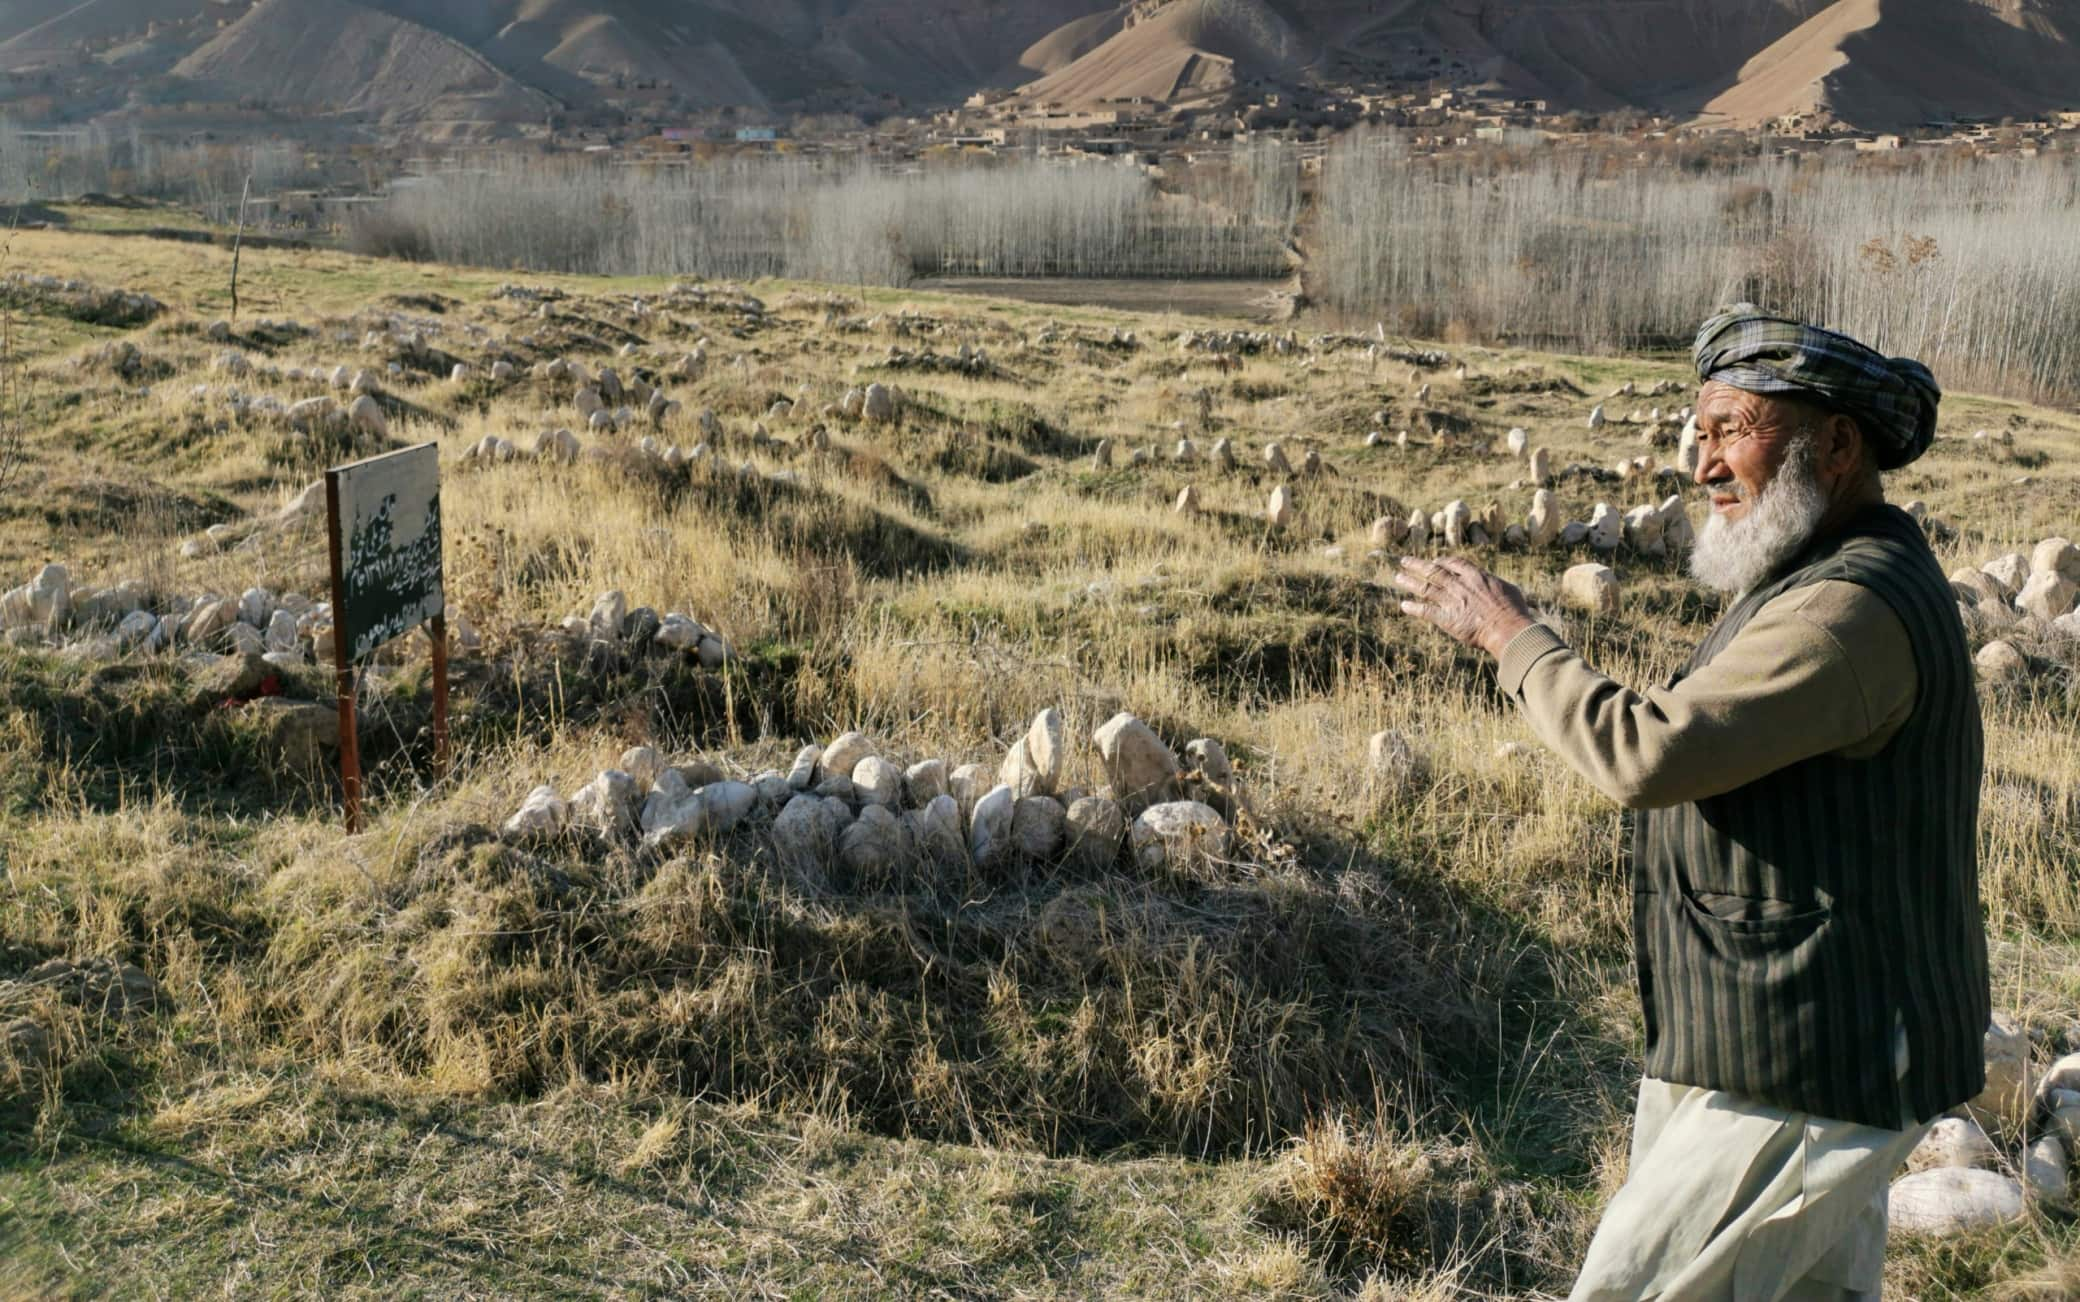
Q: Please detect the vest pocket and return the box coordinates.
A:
[1677,885,1831,960]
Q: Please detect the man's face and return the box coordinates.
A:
[1693,382,1817,524]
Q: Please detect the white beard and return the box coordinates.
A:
[1689,439,1832,596]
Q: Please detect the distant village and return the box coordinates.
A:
[581,78,2080,174]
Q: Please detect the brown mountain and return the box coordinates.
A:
[0,0,2074,132]
[1017,0,2080,128]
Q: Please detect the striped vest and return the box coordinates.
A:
[1632,503,1988,1128]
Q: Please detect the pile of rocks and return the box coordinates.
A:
[832,382,902,425]
[74,339,149,380]
[556,590,734,669]
[2,956,163,1092]
[1889,1017,2080,1237]
[1953,537,2080,681]
[876,344,996,377]
[1356,493,1693,560]
[3,272,162,326]
[505,710,1252,882]
[0,563,480,667]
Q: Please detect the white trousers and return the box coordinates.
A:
[1568,1077,1927,1301]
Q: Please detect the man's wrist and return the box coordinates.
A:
[1495,623,1570,697]
[1480,613,1539,661]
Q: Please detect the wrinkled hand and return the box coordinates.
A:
[1393,557,1538,660]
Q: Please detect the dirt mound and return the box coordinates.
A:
[0,0,200,68]
[1016,5,1127,77]
[1700,0,2080,128]
[170,0,555,128]
[1017,0,1313,107]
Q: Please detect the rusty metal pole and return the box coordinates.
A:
[429,612,450,785]
[325,469,362,833]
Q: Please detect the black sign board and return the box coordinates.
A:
[325,442,450,830]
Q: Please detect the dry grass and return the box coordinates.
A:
[0,202,2076,1296]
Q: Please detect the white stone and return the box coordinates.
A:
[263,609,299,654]
[1505,427,1528,458]
[1404,508,1428,548]
[1440,499,1472,548]
[1983,553,2031,593]
[116,609,159,650]
[348,394,387,439]
[503,784,569,837]
[1263,442,1293,474]
[839,804,909,881]
[1129,801,1230,875]
[1906,1117,1999,1173]
[904,760,949,805]
[1368,730,1427,796]
[1587,503,1623,552]
[2017,571,2077,622]
[786,744,822,790]
[1562,563,1621,615]
[1623,505,1665,557]
[998,708,1064,799]
[2032,537,2080,585]
[1011,796,1067,861]
[906,794,966,869]
[1174,485,1198,514]
[181,597,238,646]
[572,769,640,838]
[699,780,759,833]
[821,731,873,779]
[25,564,69,627]
[1676,415,1700,476]
[2025,1135,2069,1204]
[1974,641,2029,684]
[861,383,895,423]
[1658,495,1695,553]
[237,587,272,629]
[588,591,626,638]
[969,783,1016,867]
[1065,796,1125,869]
[1527,489,1561,548]
[852,756,905,807]
[1369,515,1408,548]
[1968,1014,2035,1125]
[1094,712,1181,815]
[1529,446,1551,487]
[1587,404,1606,430]
[1268,485,1294,530]
[535,427,580,464]
[772,793,843,877]
[1888,1168,2026,1237]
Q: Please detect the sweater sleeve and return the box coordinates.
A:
[1495,580,1918,810]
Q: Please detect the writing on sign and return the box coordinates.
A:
[328,442,444,665]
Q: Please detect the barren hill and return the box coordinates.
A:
[1013,0,2080,128]
[0,0,2075,130]
[1016,0,1313,108]
[1701,0,2080,127]
[172,0,555,132]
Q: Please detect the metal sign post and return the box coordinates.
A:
[324,442,448,833]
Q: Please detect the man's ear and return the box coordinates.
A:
[1822,410,1865,479]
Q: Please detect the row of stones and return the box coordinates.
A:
[0,563,425,666]
[504,711,1246,880]
[1888,1023,2080,1236]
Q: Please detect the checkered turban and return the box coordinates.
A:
[1694,306,1941,470]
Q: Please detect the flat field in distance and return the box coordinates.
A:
[1,207,2077,1298]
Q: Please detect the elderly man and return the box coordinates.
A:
[1398,308,1988,1300]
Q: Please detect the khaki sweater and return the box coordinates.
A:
[1495,580,1918,810]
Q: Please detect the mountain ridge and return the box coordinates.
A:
[0,0,2074,133]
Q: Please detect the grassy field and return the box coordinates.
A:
[1,203,2077,1298]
